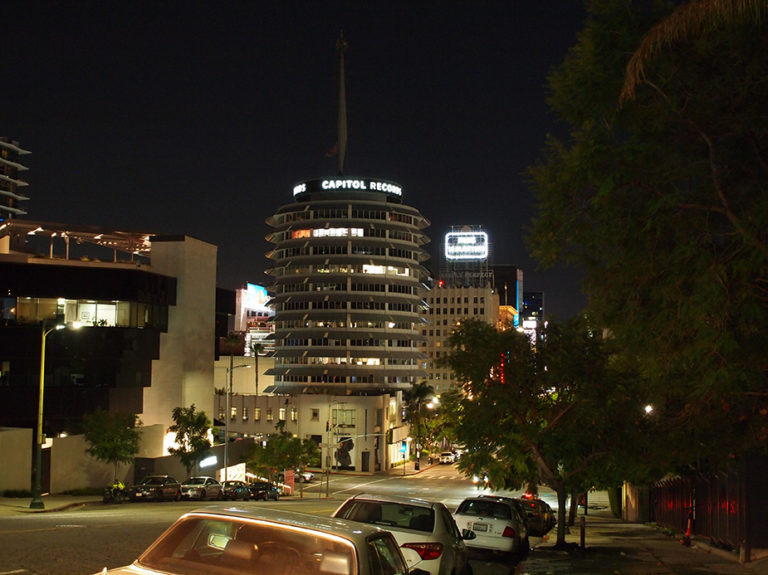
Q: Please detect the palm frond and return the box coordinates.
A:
[620,0,767,105]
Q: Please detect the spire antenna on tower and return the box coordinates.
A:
[336,30,348,175]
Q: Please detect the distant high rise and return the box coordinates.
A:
[423,225,501,394]
[0,138,31,221]
[491,264,524,327]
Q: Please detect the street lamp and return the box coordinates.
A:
[224,357,250,482]
[30,321,81,509]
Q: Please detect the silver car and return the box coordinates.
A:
[180,476,223,500]
[95,505,430,575]
[333,493,474,575]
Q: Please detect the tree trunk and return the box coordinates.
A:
[568,488,578,526]
[555,485,570,548]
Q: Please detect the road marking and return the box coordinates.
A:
[0,570,30,574]
[330,477,391,496]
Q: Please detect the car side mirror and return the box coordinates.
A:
[461,529,476,540]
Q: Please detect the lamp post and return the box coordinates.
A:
[30,321,80,509]
[325,399,344,498]
[224,357,250,483]
[414,398,421,471]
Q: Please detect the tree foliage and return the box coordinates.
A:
[528,0,768,473]
[82,409,142,482]
[403,381,446,456]
[441,318,647,547]
[247,422,320,481]
[167,404,212,476]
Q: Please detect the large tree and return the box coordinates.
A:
[528,0,768,473]
[440,318,646,547]
[247,422,320,482]
[82,409,142,483]
[167,404,212,476]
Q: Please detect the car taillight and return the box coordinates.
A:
[502,526,516,538]
[402,542,443,561]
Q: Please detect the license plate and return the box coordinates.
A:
[472,523,488,532]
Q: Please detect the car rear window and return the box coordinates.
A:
[456,500,511,520]
[338,501,435,532]
[139,516,358,575]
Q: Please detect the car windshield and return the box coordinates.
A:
[337,500,435,533]
[186,478,206,485]
[142,477,165,485]
[456,500,511,520]
[138,515,358,575]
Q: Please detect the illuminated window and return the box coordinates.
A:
[254,408,261,421]
[278,407,286,421]
[230,407,237,421]
[332,408,356,427]
[242,407,249,421]
[266,409,273,422]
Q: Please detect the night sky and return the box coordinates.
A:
[4,1,587,319]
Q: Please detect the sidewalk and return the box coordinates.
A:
[0,494,100,515]
[516,509,768,575]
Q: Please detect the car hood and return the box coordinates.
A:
[95,563,152,574]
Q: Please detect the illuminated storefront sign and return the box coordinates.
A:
[444,231,489,261]
[293,178,403,197]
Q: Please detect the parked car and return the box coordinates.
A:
[297,469,314,482]
[276,468,315,483]
[180,476,223,501]
[518,494,556,536]
[128,475,181,502]
[452,495,529,557]
[249,480,280,501]
[332,493,474,575]
[93,505,432,575]
[439,452,455,464]
[221,480,251,501]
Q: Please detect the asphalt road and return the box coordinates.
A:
[0,464,534,575]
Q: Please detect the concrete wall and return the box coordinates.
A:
[143,236,217,430]
[46,424,166,493]
[49,434,127,493]
[0,427,32,492]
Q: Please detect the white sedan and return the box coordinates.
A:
[95,505,430,575]
[332,493,475,575]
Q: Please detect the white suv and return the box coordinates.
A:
[439,451,455,464]
[452,495,529,558]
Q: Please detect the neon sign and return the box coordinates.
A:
[444,231,489,261]
[292,178,403,197]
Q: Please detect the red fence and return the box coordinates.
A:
[649,455,768,555]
